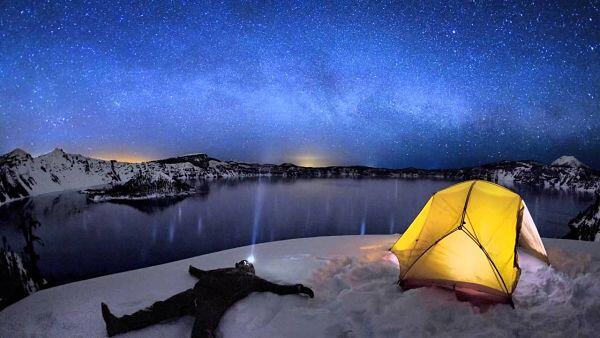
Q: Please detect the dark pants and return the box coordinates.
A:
[116,288,228,338]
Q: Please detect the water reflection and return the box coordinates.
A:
[196,216,203,235]
[0,178,594,310]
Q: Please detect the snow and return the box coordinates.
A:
[208,159,226,168]
[495,169,516,185]
[551,155,590,169]
[1,235,599,337]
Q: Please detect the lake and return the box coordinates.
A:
[0,178,594,288]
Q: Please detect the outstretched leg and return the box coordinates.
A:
[189,294,227,338]
[102,289,195,336]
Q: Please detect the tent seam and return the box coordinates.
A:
[400,227,460,279]
[461,228,510,294]
[401,181,477,281]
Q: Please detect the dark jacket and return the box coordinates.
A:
[103,265,313,338]
[189,265,307,306]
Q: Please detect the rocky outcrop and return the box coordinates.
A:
[0,205,46,310]
[564,195,600,242]
[84,172,195,201]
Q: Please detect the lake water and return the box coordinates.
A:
[0,178,594,288]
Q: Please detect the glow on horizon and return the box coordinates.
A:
[92,152,154,163]
[292,155,332,168]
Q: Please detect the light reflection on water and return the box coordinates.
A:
[0,178,594,288]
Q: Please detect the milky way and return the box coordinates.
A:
[1,1,598,168]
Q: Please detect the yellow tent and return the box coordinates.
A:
[391,180,549,304]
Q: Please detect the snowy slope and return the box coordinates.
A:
[1,235,599,337]
[551,155,590,169]
[565,196,600,242]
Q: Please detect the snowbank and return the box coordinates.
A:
[1,235,599,337]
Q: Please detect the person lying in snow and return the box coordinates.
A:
[100,260,314,338]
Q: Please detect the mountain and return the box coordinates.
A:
[0,149,236,205]
[551,155,590,169]
[0,149,599,206]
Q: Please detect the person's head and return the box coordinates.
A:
[235,260,255,275]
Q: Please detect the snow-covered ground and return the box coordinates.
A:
[1,235,599,337]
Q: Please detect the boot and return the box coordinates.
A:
[101,302,125,337]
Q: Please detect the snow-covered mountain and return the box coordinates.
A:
[0,149,598,206]
[551,155,591,169]
[433,157,599,192]
[0,148,237,205]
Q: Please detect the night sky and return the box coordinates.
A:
[1,1,598,168]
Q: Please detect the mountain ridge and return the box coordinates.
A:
[551,155,591,169]
[1,148,598,206]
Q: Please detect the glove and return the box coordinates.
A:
[296,284,315,298]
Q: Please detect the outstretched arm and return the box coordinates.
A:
[188,265,237,279]
[255,278,314,298]
[188,265,207,279]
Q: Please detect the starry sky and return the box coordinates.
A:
[0,1,598,168]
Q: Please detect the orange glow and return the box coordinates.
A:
[359,244,388,250]
[292,155,330,167]
[93,152,153,163]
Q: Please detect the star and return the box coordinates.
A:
[0,1,598,168]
